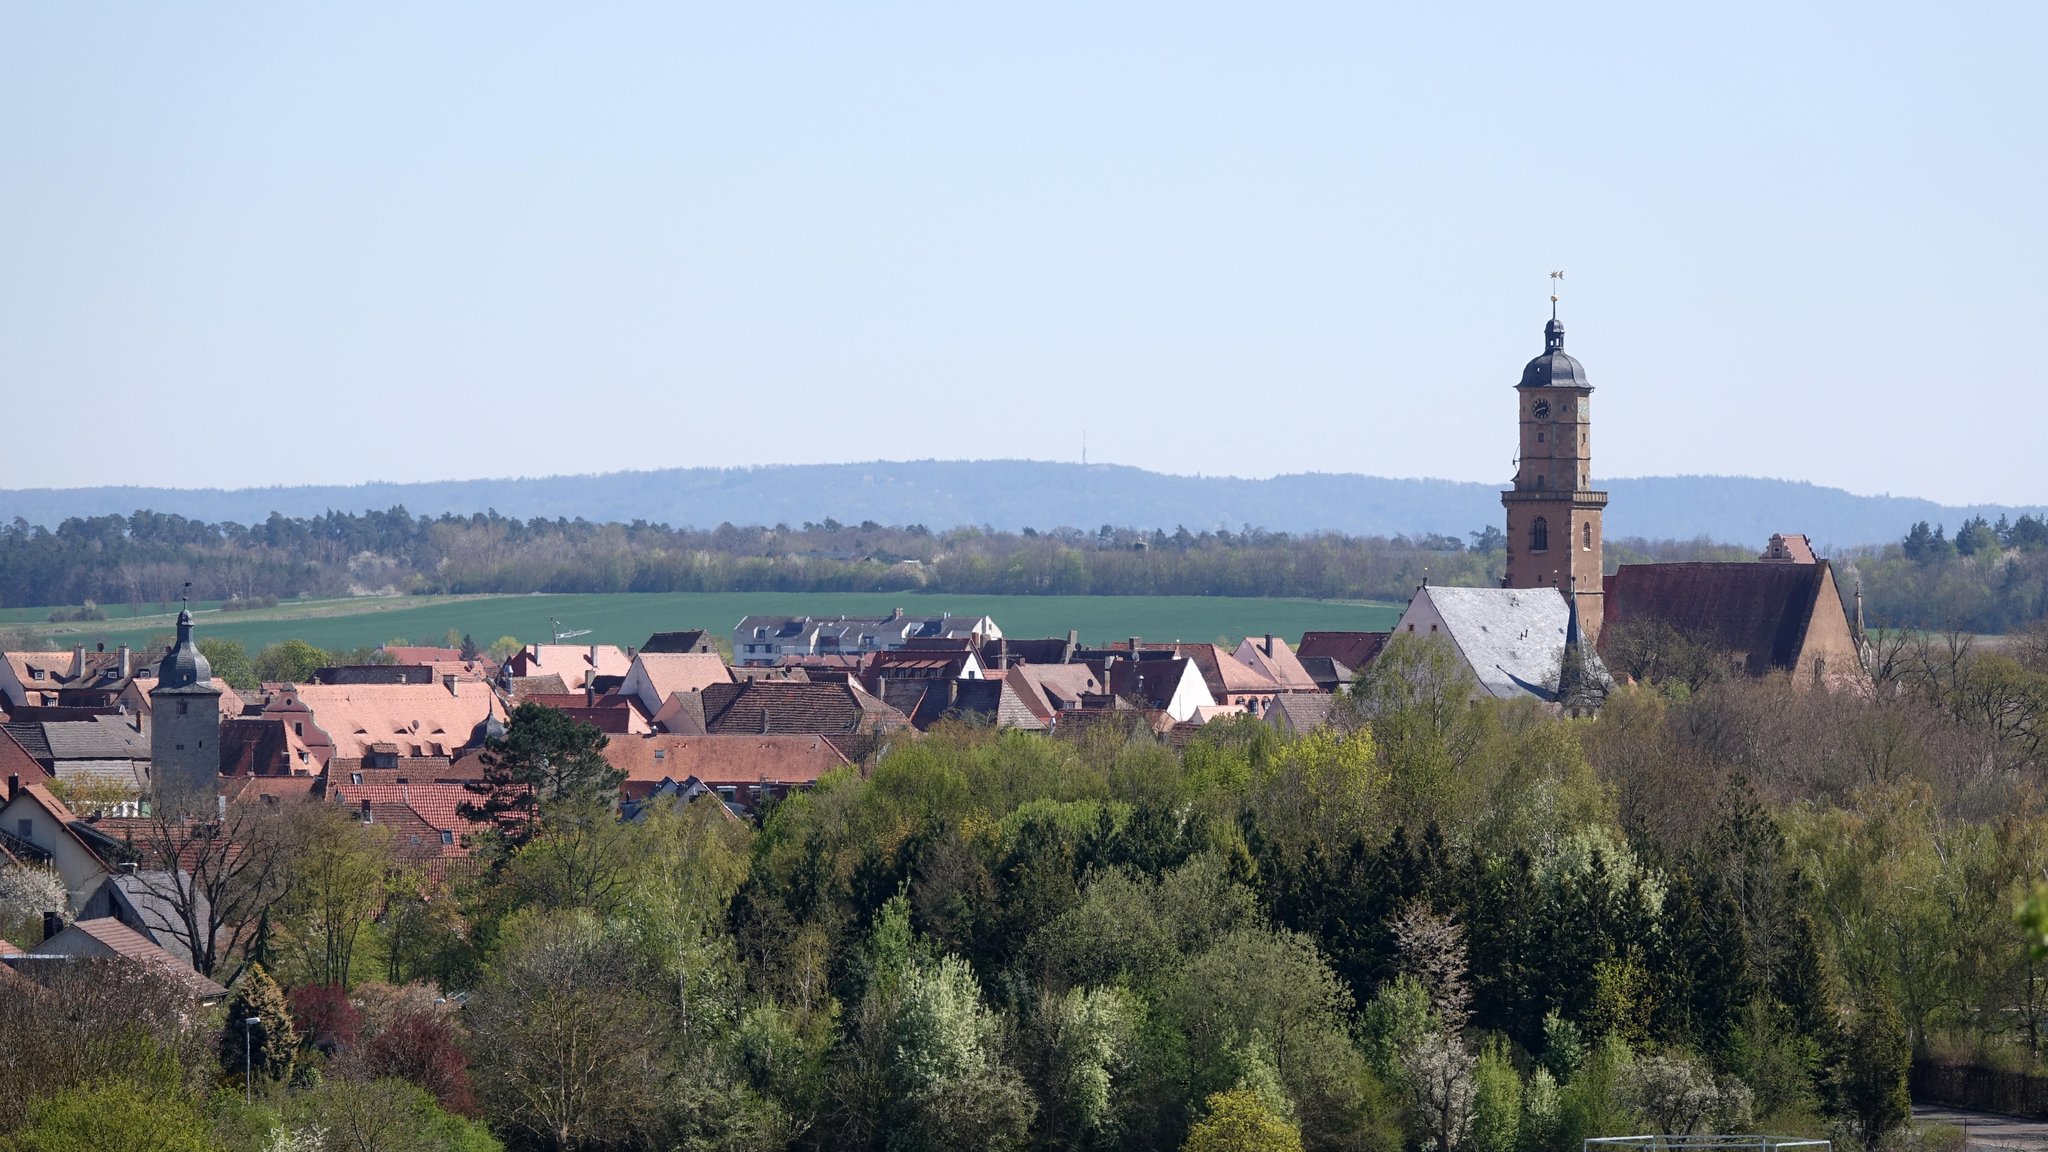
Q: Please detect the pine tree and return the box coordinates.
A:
[219,962,298,1087]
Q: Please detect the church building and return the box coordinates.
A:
[1502,308,1608,641]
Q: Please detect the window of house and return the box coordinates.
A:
[28,668,43,681]
[1537,431,1545,443]
[441,830,454,845]
[16,819,30,840]
[350,772,363,785]
[1583,523,1593,550]
[178,701,188,715]
[293,722,302,736]
[1430,624,1438,632]
[1536,474,1546,489]
[1531,517,1550,552]
[175,743,185,751]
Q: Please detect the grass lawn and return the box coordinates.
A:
[10,592,1405,655]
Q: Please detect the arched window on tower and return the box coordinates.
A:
[1582,522,1593,550]
[1531,517,1549,553]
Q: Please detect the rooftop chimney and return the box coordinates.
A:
[443,675,459,696]
[1265,634,1276,657]
[1128,636,1140,653]
[118,645,131,678]
[71,644,85,677]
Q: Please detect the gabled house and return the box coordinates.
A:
[497,644,633,693]
[698,680,910,739]
[326,778,491,863]
[861,647,985,698]
[0,777,124,912]
[640,630,720,655]
[1297,631,1391,671]
[618,652,732,717]
[603,733,850,814]
[21,916,226,1001]
[733,611,1001,667]
[880,677,1046,731]
[1105,657,1216,724]
[288,681,500,765]
[1232,635,1320,693]
[77,867,210,974]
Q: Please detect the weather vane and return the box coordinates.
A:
[1550,270,1564,319]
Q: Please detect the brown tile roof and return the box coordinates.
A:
[505,674,571,698]
[218,717,319,777]
[628,653,732,701]
[379,646,465,664]
[45,916,227,999]
[603,734,849,794]
[1174,644,1277,698]
[1602,560,1837,675]
[1232,636,1320,692]
[1297,631,1390,669]
[1010,664,1102,713]
[502,644,633,691]
[292,683,496,760]
[700,680,910,737]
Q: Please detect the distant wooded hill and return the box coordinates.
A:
[0,461,2037,549]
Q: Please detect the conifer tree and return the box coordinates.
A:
[219,962,298,1087]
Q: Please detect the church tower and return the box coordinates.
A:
[150,604,222,815]
[1501,306,1608,641]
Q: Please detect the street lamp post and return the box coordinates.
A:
[244,1016,262,1104]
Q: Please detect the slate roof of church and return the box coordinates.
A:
[1602,560,1838,674]
[1416,586,1572,701]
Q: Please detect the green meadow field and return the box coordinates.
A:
[12,592,1404,655]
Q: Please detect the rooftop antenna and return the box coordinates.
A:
[1549,270,1564,320]
[550,616,592,643]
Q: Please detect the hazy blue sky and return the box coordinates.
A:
[3,3,2043,505]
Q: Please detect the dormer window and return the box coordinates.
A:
[28,669,43,681]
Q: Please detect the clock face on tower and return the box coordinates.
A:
[1532,399,1551,420]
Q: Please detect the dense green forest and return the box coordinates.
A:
[6,508,2046,633]
[8,630,2048,1150]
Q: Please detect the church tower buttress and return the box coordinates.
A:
[1501,309,1607,641]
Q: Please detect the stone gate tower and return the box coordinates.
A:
[150,604,222,815]
[1501,309,1608,641]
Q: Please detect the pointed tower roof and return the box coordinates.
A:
[153,604,219,696]
[1519,312,1591,390]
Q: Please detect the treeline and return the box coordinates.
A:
[11,630,2048,1149]
[0,509,1744,611]
[1844,514,2048,633]
[6,507,2047,633]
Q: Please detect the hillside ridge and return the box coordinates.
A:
[1,460,2037,549]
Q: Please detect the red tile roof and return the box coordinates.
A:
[326,779,488,857]
[292,683,496,760]
[603,734,849,795]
